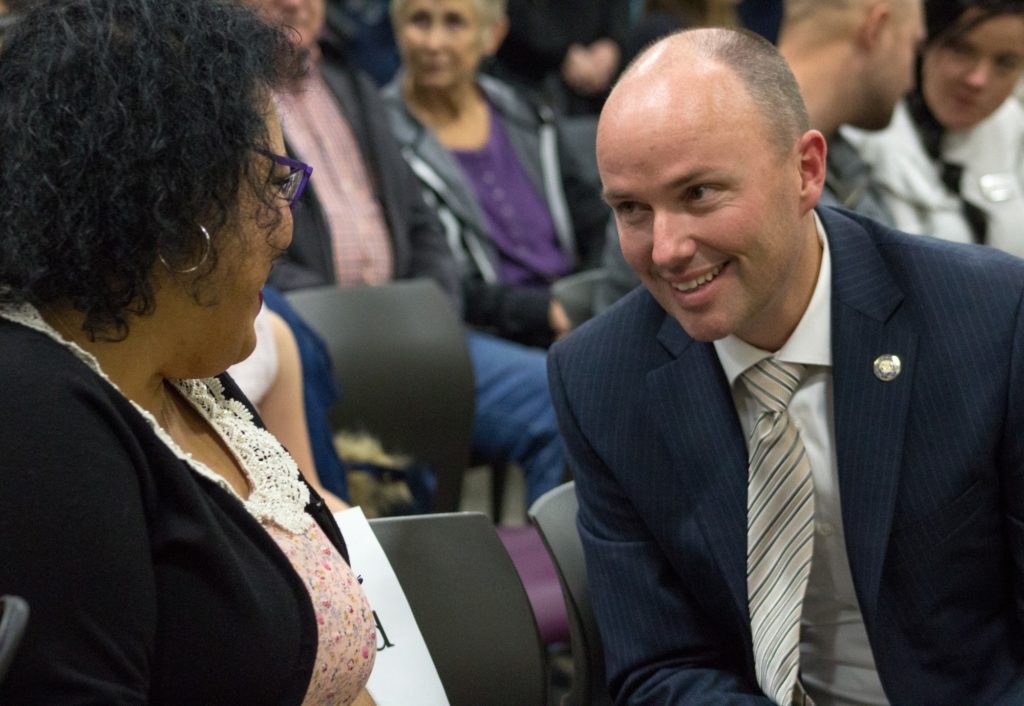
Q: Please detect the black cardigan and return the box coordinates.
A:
[0,317,347,705]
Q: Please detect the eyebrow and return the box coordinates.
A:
[601,167,719,203]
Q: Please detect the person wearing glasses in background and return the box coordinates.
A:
[0,1,376,704]
[846,0,1024,257]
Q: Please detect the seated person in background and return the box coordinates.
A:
[381,0,611,349]
[257,0,568,505]
[324,0,402,86]
[230,305,349,511]
[0,1,375,704]
[845,0,1024,256]
[490,0,630,115]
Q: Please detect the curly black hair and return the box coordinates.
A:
[0,0,304,339]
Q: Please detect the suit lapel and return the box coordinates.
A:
[641,210,920,644]
[823,208,917,627]
[648,316,752,629]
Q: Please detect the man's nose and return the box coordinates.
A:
[650,211,697,268]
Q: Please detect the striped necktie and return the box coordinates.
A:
[742,358,815,705]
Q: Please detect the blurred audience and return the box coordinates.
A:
[382,0,610,348]
[621,0,741,68]
[779,0,923,219]
[738,0,783,42]
[0,1,375,703]
[325,0,402,85]
[846,0,1024,256]
[490,0,631,114]
[254,0,569,506]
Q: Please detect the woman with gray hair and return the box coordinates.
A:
[380,0,610,351]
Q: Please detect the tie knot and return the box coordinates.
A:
[741,358,804,413]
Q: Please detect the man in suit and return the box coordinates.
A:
[548,28,1024,705]
[595,0,924,313]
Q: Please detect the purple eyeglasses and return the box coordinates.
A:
[256,148,313,208]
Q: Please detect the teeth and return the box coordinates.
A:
[673,264,723,292]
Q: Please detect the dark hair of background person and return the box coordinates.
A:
[0,0,304,340]
[922,0,1024,47]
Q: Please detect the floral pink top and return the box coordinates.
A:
[266,522,377,706]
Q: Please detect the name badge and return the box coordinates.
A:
[978,173,1016,203]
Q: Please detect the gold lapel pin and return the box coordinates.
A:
[873,354,902,382]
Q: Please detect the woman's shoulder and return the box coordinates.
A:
[378,76,421,149]
[944,98,1024,171]
[0,315,116,401]
[842,102,947,204]
[477,73,552,131]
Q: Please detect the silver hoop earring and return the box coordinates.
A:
[159,224,211,274]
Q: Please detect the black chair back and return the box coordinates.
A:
[286,280,475,512]
[370,512,547,706]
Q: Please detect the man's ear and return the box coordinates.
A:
[857,0,892,50]
[484,16,509,56]
[796,129,827,213]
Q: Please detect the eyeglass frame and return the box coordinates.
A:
[255,148,313,208]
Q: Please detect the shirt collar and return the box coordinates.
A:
[715,211,833,386]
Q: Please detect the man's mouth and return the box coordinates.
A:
[672,263,724,292]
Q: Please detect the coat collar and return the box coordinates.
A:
[379,74,552,237]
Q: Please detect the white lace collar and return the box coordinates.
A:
[1,302,312,534]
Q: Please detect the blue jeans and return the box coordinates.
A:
[466,331,566,506]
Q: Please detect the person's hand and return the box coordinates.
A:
[584,38,620,94]
[549,299,573,340]
[561,43,595,93]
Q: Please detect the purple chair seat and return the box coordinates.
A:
[497,524,570,645]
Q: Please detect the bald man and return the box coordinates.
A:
[549,28,1024,705]
[594,0,924,313]
[779,0,924,220]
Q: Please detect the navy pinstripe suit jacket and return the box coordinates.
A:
[548,207,1024,705]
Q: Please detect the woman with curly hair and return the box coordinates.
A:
[0,1,376,703]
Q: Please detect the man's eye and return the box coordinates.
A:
[688,185,714,201]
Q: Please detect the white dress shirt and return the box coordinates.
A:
[714,213,889,705]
